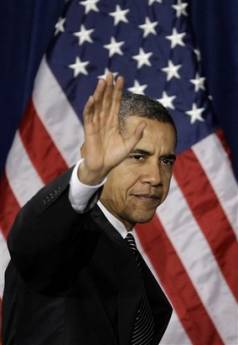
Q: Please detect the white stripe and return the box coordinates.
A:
[33,57,84,167]
[193,133,238,238]
[156,176,238,344]
[5,132,44,206]
[135,233,192,345]
[0,230,10,297]
[159,313,193,345]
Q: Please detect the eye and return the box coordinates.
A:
[161,158,175,167]
[130,154,145,161]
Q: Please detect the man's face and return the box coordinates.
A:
[100,116,176,229]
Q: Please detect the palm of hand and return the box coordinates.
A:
[82,73,145,179]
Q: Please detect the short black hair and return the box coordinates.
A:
[119,91,177,142]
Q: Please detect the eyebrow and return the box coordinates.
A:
[130,149,176,161]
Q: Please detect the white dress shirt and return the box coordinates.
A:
[69,159,135,239]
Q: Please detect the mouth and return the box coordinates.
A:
[132,194,161,204]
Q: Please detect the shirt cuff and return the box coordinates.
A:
[68,158,107,212]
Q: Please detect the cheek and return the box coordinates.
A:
[102,169,135,203]
[161,170,173,197]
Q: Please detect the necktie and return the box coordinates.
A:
[125,233,154,345]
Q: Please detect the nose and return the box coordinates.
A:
[140,162,162,186]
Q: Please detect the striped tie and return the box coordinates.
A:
[125,233,154,345]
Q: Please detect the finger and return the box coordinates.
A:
[93,78,107,116]
[109,76,124,125]
[83,95,94,124]
[125,122,147,152]
[101,72,114,119]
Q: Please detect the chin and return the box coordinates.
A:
[136,217,154,224]
[132,212,155,224]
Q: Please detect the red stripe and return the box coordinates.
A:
[0,173,20,238]
[174,149,238,301]
[19,100,69,184]
[136,217,224,345]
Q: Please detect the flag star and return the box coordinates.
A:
[128,80,147,95]
[109,5,129,25]
[186,103,205,124]
[80,0,99,14]
[158,91,176,110]
[68,57,89,77]
[162,60,182,81]
[172,0,188,17]
[55,17,65,35]
[132,48,153,69]
[190,73,206,92]
[98,68,118,80]
[104,37,124,57]
[139,17,158,38]
[73,25,94,45]
[194,48,201,61]
[148,0,162,5]
[166,28,186,48]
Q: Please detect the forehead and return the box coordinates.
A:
[124,116,176,153]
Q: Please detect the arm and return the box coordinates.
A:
[7,73,146,293]
[7,163,106,294]
[7,168,84,293]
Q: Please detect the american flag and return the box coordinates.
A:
[0,0,238,344]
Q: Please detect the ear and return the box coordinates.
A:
[80,143,85,158]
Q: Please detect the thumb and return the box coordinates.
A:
[126,122,147,151]
[134,122,147,140]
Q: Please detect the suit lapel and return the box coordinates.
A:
[90,206,145,345]
[139,254,172,343]
[115,248,143,345]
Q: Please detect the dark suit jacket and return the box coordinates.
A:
[2,168,172,345]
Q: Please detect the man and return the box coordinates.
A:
[2,73,177,345]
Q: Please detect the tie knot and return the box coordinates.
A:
[125,233,137,252]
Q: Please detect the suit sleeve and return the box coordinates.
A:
[7,167,100,295]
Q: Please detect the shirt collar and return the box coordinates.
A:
[97,200,134,239]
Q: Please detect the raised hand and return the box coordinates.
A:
[78,73,146,185]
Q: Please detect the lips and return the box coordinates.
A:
[132,194,161,201]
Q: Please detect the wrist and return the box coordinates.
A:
[77,160,107,186]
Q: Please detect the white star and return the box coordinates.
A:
[104,37,124,57]
[190,73,206,92]
[186,103,205,124]
[162,60,182,81]
[109,5,129,25]
[73,25,94,45]
[55,17,65,35]
[148,0,162,5]
[166,28,186,48]
[98,68,118,80]
[158,91,176,110]
[133,48,153,69]
[128,80,147,95]
[139,17,158,38]
[194,48,201,61]
[68,57,89,77]
[172,0,188,17]
[80,0,99,14]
